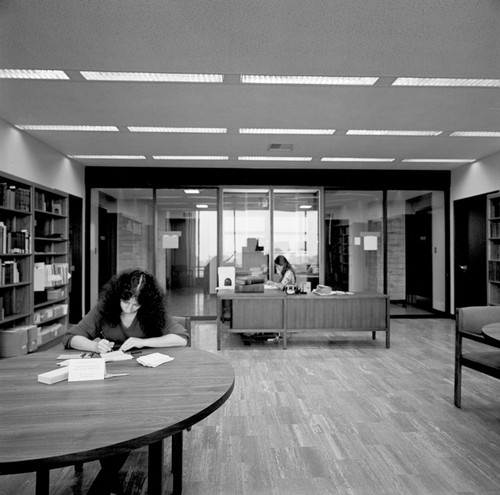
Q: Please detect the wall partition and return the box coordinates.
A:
[88,179,448,318]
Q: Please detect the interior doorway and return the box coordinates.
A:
[454,194,488,309]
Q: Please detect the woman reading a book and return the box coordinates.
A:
[63,268,188,353]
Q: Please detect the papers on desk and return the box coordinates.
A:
[100,350,134,362]
[136,353,174,368]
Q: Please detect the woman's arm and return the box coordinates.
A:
[69,335,115,353]
[120,333,187,352]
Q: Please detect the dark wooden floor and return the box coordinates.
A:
[2,318,500,495]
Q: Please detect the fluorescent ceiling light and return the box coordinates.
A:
[321,157,395,162]
[0,69,69,80]
[238,156,312,161]
[393,77,500,87]
[81,71,223,83]
[239,128,335,135]
[184,189,200,194]
[196,204,209,209]
[16,125,118,131]
[347,130,442,136]
[241,75,378,85]
[68,155,146,159]
[128,127,227,133]
[152,156,228,160]
[450,131,500,137]
[402,158,476,163]
[299,205,313,209]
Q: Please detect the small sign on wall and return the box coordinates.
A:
[162,231,182,249]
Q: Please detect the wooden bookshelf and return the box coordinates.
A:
[487,192,500,306]
[0,173,69,355]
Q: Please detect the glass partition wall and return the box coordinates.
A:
[324,191,384,293]
[89,186,447,318]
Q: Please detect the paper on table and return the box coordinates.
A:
[100,350,134,362]
[136,353,174,368]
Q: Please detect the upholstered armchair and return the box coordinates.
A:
[455,306,500,408]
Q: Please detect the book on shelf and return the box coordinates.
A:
[0,184,30,211]
[1,260,20,285]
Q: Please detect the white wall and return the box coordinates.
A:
[0,118,86,316]
[450,151,500,310]
[0,118,84,197]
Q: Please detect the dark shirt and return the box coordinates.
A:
[62,305,189,348]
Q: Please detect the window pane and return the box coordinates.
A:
[222,189,270,279]
[387,190,445,315]
[157,188,218,317]
[325,191,383,293]
[273,189,319,287]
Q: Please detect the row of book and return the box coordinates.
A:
[488,260,500,283]
[0,183,31,211]
[0,223,31,254]
[1,260,20,286]
[491,222,500,239]
[34,191,64,215]
[34,262,69,291]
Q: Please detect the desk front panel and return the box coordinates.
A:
[287,294,388,330]
[232,297,284,329]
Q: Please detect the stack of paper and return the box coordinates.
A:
[100,350,134,362]
[136,353,174,368]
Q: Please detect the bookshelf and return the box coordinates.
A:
[0,173,69,356]
[487,192,500,305]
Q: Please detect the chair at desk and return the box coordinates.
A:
[455,306,500,408]
[74,316,192,475]
[170,315,192,347]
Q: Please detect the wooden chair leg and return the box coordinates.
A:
[454,330,462,408]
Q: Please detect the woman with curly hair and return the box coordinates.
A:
[63,268,188,353]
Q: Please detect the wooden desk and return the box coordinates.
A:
[0,347,234,495]
[482,322,500,345]
[217,289,390,349]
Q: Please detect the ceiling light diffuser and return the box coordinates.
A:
[238,156,312,161]
[241,75,378,85]
[196,204,209,209]
[81,71,223,83]
[152,156,228,160]
[0,69,69,80]
[16,125,118,131]
[128,127,227,133]
[68,155,146,159]
[450,131,500,137]
[393,77,500,87]
[402,159,476,163]
[184,189,200,194]
[347,130,442,136]
[239,128,335,135]
[321,157,395,162]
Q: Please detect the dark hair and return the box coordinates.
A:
[274,255,295,282]
[97,268,167,337]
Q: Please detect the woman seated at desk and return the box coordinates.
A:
[266,255,296,290]
[63,268,189,353]
[62,268,188,494]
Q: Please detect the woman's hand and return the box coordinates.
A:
[95,338,115,353]
[120,337,145,352]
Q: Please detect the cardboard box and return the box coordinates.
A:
[47,288,66,300]
[12,324,39,352]
[0,328,28,357]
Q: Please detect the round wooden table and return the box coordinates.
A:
[0,347,234,495]
[482,322,500,345]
